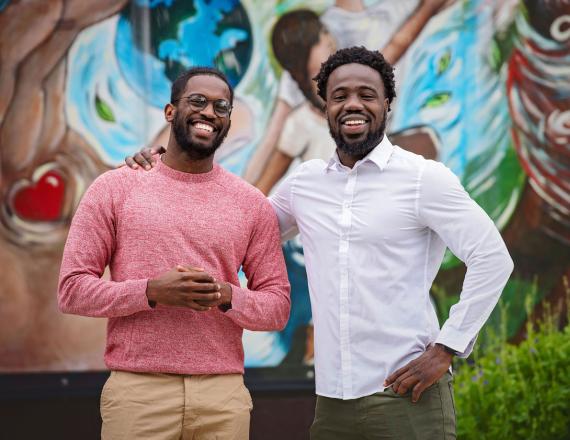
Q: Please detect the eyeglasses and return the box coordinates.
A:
[173,94,232,117]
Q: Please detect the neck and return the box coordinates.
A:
[335,0,364,12]
[337,149,366,169]
[163,138,215,174]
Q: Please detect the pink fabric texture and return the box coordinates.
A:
[59,159,290,375]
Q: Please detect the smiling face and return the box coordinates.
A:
[166,74,231,160]
[325,63,389,158]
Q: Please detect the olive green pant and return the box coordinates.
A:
[310,372,456,440]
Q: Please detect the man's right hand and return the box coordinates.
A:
[146,265,221,311]
[125,146,166,170]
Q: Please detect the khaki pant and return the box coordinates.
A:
[100,371,252,440]
[311,372,456,440]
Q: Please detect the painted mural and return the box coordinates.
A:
[0,0,568,377]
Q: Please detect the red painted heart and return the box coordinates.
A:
[11,170,66,222]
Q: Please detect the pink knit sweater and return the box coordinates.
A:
[58,159,290,375]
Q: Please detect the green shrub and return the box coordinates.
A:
[453,288,570,440]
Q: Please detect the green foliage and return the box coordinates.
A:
[453,283,570,439]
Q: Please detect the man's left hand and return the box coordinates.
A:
[384,344,453,403]
[176,265,232,309]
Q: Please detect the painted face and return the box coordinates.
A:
[325,63,389,157]
[307,30,336,106]
[168,75,232,159]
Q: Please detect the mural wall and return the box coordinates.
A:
[1,0,568,379]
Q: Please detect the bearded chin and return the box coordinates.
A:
[330,118,386,158]
[172,117,230,160]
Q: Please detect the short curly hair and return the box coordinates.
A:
[313,46,396,111]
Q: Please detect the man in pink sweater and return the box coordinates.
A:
[58,67,291,440]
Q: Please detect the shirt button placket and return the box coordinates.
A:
[339,171,356,398]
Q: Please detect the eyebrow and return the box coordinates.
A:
[330,85,379,94]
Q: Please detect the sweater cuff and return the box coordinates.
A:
[224,283,248,315]
[126,278,155,313]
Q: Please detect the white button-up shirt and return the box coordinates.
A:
[270,136,513,400]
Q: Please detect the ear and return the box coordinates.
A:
[165,103,175,123]
[324,104,331,120]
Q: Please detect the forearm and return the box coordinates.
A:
[58,270,151,318]
[224,282,291,331]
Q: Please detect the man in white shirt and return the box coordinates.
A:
[126,47,513,439]
[269,46,513,439]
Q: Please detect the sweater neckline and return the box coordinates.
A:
[155,155,222,183]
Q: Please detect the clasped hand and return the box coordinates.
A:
[146,265,231,311]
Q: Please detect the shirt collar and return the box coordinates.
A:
[326,135,395,172]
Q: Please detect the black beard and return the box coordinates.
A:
[172,114,229,160]
[329,116,387,158]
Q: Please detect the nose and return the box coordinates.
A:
[344,94,364,111]
[199,101,216,118]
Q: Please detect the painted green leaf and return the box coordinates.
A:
[489,38,502,72]
[95,94,116,123]
[488,21,518,73]
[437,50,452,75]
[421,92,451,109]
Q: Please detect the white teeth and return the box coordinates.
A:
[194,122,214,132]
[344,120,366,126]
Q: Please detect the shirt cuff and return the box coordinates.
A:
[435,328,478,359]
